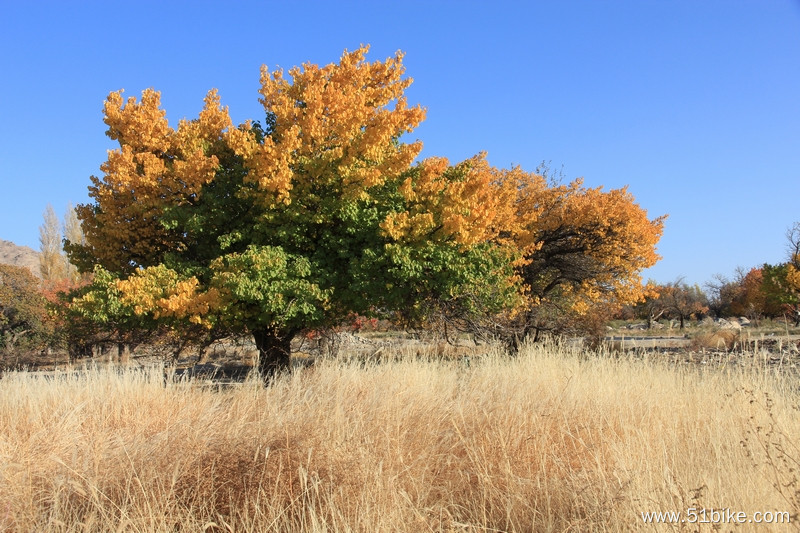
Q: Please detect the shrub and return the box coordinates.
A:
[690,329,741,351]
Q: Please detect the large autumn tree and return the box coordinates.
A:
[66,46,520,377]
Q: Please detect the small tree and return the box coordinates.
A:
[40,204,87,284]
[63,203,86,284]
[39,204,67,281]
[761,263,799,320]
[656,278,708,330]
[783,223,800,325]
[729,268,766,319]
[634,280,667,329]
[0,264,51,353]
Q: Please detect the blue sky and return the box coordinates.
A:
[1,0,798,287]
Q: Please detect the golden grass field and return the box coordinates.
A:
[0,341,798,532]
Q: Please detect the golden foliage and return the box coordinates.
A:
[787,258,800,293]
[228,45,426,206]
[502,170,666,313]
[77,46,429,274]
[115,266,221,326]
[77,89,233,272]
[382,154,518,247]
[71,44,665,336]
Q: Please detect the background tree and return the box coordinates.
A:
[40,204,87,284]
[67,47,520,377]
[761,263,799,320]
[63,203,86,283]
[0,264,51,354]
[705,274,732,318]
[786,223,800,289]
[633,281,667,329]
[782,222,800,324]
[655,278,708,329]
[708,259,799,325]
[497,168,665,343]
[39,204,67,281]
[729,267,766,319]
[705,267,750,318]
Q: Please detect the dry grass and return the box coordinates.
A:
[0,342,798,532]
[690,329,742,352]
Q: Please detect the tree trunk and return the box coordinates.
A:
[116,342,130,364]
[506,323,536,355]
[252,327,294,382]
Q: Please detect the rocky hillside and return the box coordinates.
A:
[0,239,40,277]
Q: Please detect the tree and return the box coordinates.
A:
[633,280,667,329]
[782,222,800,325]
[655,278,708,330]
[786,223,800,291]
[63,203,86,283]
[705,267,751,318]
[40,204,86,284]
[730,267,766,319]
[67,46,520,378]
[497,168,665,343]
[0,264,50,352]
[39,204,67,281]
[761,263,799,319]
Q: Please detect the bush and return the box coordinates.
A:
[0,264,52,353]
[690,329,741,351]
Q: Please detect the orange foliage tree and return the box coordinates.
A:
[651,278,708,330]
[728,268,766,318]
[67,47,520,377]
[491,167,665,343]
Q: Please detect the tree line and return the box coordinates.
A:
[627,225,800,330]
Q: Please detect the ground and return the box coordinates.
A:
[3,319,800,381]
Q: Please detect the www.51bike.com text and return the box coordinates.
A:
[641,508,791,525]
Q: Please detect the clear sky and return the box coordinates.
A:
[1,0,798,287]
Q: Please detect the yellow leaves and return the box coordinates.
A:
[195,89,233,141]
[103,89,172,153]
[488,165,667,311]
[81,86,239,271]
[76,45,666,335]
[787,257,800,292]
[231,126,299,205]
[115,266,221,326]
[80,46,432,272]
[384,154,517,248]
[381,211,437,241]
[250,45,426,202]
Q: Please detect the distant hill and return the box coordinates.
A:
[0,239,40,277]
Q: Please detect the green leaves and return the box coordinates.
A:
[361,241,522,327]
[68,267,128,324]
[210,246,331,331]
